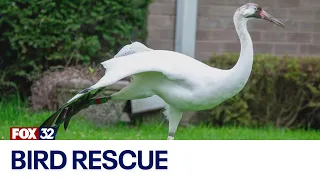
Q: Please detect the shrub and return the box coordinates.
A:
[0,0,152,96]
[201,54,320,129]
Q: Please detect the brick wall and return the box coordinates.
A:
[147,0,320,61]
[146,0,176,51]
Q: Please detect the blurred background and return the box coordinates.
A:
[0,0,319,140]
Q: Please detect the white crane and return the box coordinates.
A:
[41,3,285,140]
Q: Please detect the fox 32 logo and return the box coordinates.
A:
[10,127,57,140]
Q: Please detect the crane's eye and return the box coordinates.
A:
[257,7,262,12]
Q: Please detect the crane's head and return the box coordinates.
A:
[238,3,285,28]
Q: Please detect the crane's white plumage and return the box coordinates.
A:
[41,3,285,140]
[97,50,229,110]
[114,41,153,57]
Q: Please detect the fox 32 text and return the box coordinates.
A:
[11,150,168,170]
[10,127,56,140]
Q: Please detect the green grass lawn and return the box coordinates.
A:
[1,96,319,140]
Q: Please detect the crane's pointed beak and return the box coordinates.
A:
[261,10,285,28]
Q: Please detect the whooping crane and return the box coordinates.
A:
[40,3,285,140]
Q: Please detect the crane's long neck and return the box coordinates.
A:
[229,13,253,87]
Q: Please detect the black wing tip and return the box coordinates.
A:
[40,111,60,128]
[63,117,71,130]
[40,86,105,133]
[79,88,92,94]
[39,106,66,132]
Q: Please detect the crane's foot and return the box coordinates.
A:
[167,136,174,140]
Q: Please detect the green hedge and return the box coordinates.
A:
[201,54,320,129]
[0,0,152,96]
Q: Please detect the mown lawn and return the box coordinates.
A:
[0,96,319,140]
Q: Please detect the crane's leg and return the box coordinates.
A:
[164,106,182,140]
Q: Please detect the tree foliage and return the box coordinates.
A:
[0,0,152,96]
[201,54,320,129]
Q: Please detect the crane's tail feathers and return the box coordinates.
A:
[40,86,108,132]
